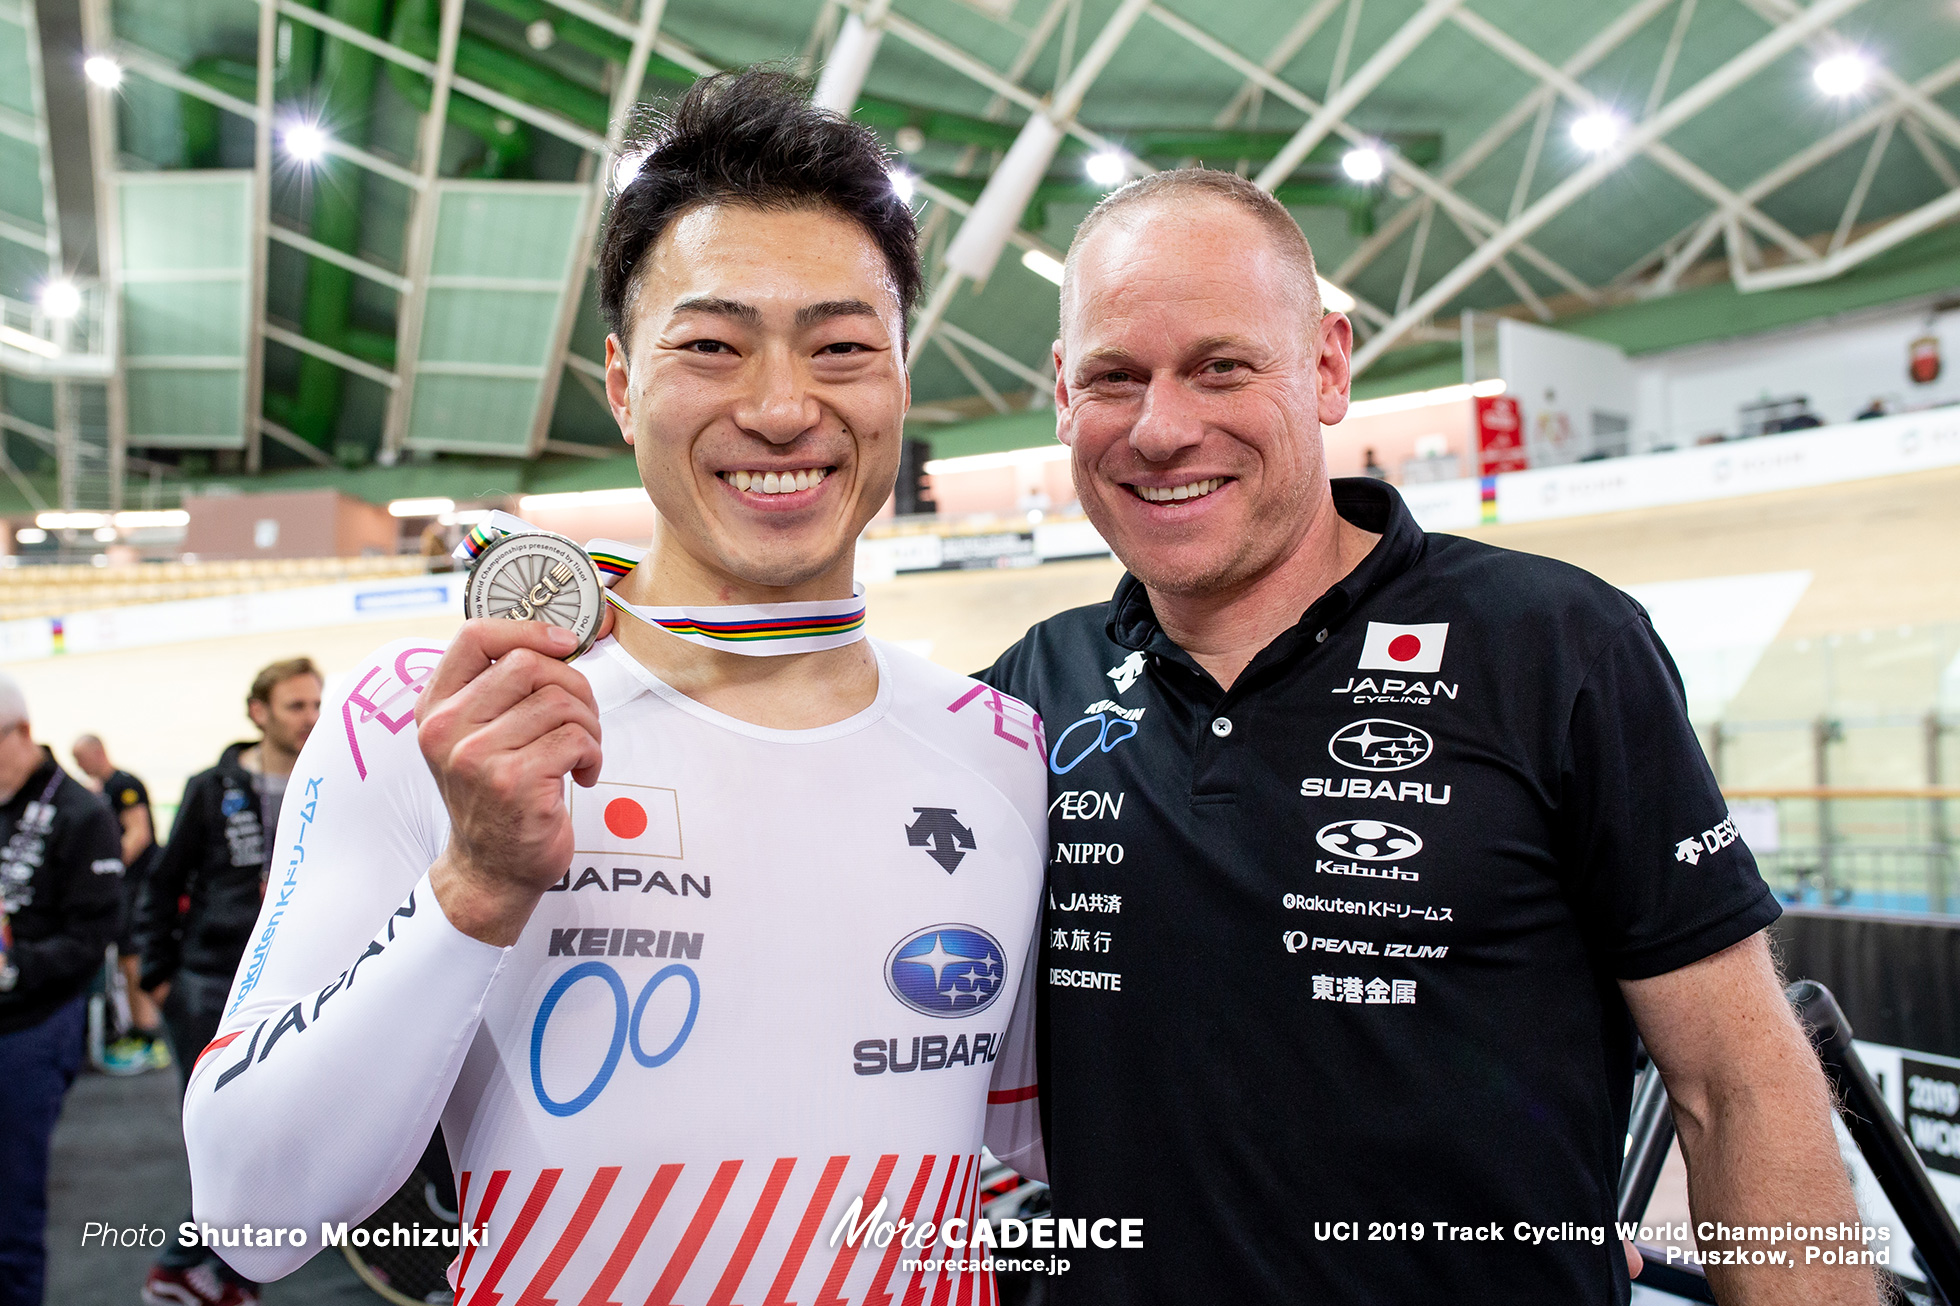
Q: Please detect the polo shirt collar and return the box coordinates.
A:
[1104,477,1427,673]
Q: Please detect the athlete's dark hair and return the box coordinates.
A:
[597,68,921,344]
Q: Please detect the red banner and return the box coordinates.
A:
[1475,394,1528,476]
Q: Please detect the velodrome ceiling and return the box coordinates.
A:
[1,0,1957,496]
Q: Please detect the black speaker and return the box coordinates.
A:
[895,437,935,516]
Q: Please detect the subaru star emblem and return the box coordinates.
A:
[886,925,1006,1018]
[1315,820,1423,861]
[1328,719,1433,772]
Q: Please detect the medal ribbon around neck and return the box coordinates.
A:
[454,513,867,657]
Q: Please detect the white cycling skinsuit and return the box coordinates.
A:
[183,633,1047,1303]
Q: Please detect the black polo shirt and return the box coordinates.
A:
[979,478,1779,1305]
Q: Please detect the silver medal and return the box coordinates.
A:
[462,530,605,659]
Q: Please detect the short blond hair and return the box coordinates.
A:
[1062,167,1323,323]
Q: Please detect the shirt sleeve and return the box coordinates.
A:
[181,640,511,1282]
[984,925,1046,1183]
[9,799,123,999]
[1556,613,1781,981]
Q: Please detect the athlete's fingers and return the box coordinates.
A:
[420,619,580,711]
[1624,1239,1642,1280]
[593,601,617,646]
[424,641,599,736]
[445,685,602,777]
[507,721,605,794]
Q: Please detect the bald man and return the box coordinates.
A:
[979,169,1878,1305]
[0,675,124,1305]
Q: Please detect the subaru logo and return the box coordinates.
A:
[1328,719,1433,772]
[886,925,1007,1018]
[1315,820,1423,861]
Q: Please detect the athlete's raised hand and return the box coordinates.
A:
[417,620,603,945]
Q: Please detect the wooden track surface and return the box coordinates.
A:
[1459,465,1960,637]
[15,465,1955,814]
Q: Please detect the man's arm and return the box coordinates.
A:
[1621,932,1880,1306]
[183,626,596,1282]
[6,802,122,998]
[118,802,152,867]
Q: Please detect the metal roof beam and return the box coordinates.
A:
[1449,6,1818,266]
[1738,0,1960,153]
[1353,0,1878,374]
[380,0,465,459]
[1213,0,1345,128]
[934,335,1009,414]
[1253,0,1461,191]
[267,225,411,295]
[1639,53,1960,294]
[117,45,425,190]
[1331,0,1676,284]
[530,0,667,456]
[1900,115,1960,191]
[244,0,276,472]
[1148,3,1597,305]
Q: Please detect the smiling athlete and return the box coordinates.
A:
[181,71,1044,1306]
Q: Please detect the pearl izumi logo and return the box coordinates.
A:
[907,808,976,873]
[1316,820,1423,861]
[1329,719,1433,772]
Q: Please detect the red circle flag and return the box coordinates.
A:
[604,797,648,840]
[1387,634,1422,663]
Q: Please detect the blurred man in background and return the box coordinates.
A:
[136,657,320,1306]
[71,733,169,1075]
[0,673,125,1306]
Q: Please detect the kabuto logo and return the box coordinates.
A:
[886,924,1006,1017]
[1315,819,1423,861]
[906,807,976,873]
[1328,719,1433,772]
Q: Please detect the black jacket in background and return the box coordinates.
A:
[135,741,267,991]
[0,749,126,1035]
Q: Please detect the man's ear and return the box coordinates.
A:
[604,334,635,447]
[1051,340,1072,445]
[246,699,270,733]
[1315,311,1354,427]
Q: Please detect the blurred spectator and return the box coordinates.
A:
[70,734,169,1075]
[1856,398,1887,420]
[0,673,124,1306]
[136,658,321,1306]
[1362,448,1388,480]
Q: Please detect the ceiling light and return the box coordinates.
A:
[1341,146,1385,183]
[36,511,109,530]
[38,280,81,320]
[1813,52,1872,97]
[83,55,123,90]
[280,120,329,164]
[14,528,46,545]
[888,169,916,205]
[93,526,119,543]
[1568,110,1625,154]
[611,148,647,194]
[894,126,926,154]
[112,509,190,528]
[387,496,454,518]
[1316,276,1356,314]
[525,19,556,50]
[517,487,649,512]
[1084,151,1126,188]
[1021,248,1065,285]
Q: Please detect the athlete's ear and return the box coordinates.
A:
[604,333,635,447]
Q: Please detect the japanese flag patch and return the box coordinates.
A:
[1358,622,1449,674]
